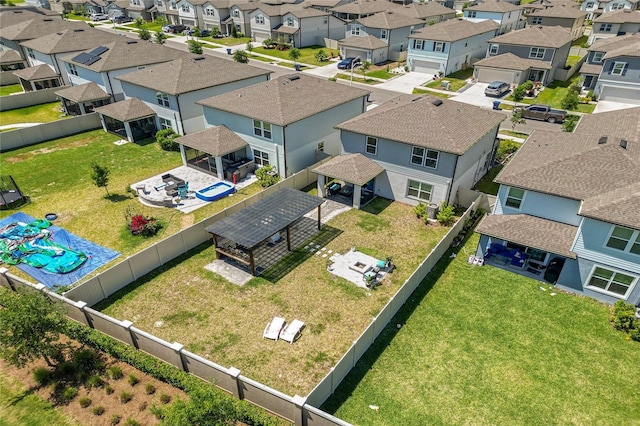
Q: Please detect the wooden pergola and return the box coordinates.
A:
[204,187,323,275]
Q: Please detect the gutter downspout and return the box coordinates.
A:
[105,70,115,102]
[446,154,459,205]
[176,93,186,135]
[282,125,288,177]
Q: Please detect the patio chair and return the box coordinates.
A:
[279,319,305,344]
[177,183,188,199]
[263,317,286,340]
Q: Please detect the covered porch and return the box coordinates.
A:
[0,49,26,72]
[12,64,62,92]
[272,24,299,46]
[311,153,383,209]
[94,98,156,143]
[55,82,111,116]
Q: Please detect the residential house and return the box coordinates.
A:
[475,107,640,307]
[113,55,272,140]
[581,0,638,21]
[330,0,403,21]
[473,25,572,84]
[462,0,524,34]
[305,0,352,14]
[0,49,27,72]
[0,8,58,30]
[592,36,640,103]
[340,11,424,63]
[526,5,587,40]
[0,17,85,59]
[199,0,233,31]
[521,0,581,15]
[196,74,370,178]
[120,0,155,20]
[229,2,261,36]
[12,63,62,91]
[175,0,203,27]
[334,94,504,207]
[407,19,498,76]
[60,0,108,16]
[588,9,640,44]
[153,0,179,24]
[395,2,457,25]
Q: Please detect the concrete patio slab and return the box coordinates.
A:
[328,249,388,289]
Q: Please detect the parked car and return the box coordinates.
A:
[513,104,567,123]
[90,13,110,22]
[337,57,361,70]
[484,81,510,97]
[162,24,189,33]
[185,28,210,37]
[112,15,133,24]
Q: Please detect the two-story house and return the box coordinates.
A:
[229,2,260,37]
[581,0,638,21]
[330,0,403,21]
[333,94,504,207]
[473,25,572,85]
[394,2,457,25]
[153,0,179,25]
[408,19,498,76]
[592,36,640,103]
[175,0,202,27]
[198,0,233,32]
[462,0,524,34]
[196,74,370,178]
[588,9,640,44]
[526,5,587,40]
[339,11,424,63]
[0,17,85,60]
[475,107,640,307]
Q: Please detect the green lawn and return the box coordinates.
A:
[139,22,163,32]
[322,233,640,425]
[572,35,588,46]
[507,77,596,113]
[365,70,393,80]
[252,45,332,66]
[335,73,379,85]
[565,55,582,68]
[498,130,529,139]
[0,84,23,97]
[201,36,251,46]
[0,102,66,126]
[249,54,276,63]
[412,88,451,98]
[425,68,473,92]
[473,164,503,195]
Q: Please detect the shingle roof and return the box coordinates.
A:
[174,125,248,156]
[578,61,602,74]
[311,153,384,186]
[594,9,640,23]
[302,0,342,7]
[1,18,86,41]
[476,214,578,258]
[474,52,552,70]
[489,25,572,48]
[12,63,58,80]
[331,0,403,15]
[0,49,24,65]
[273,23,300,33]
[356,10,424,29]
[466,0,522,12]
[395,2,457,20]
[410,19,498,42]
[55,82,110,103]
[198,74,369,126]
[579,182,640,229]
[94,98,155,121]
[588,32,640,52]
[0,9,58,28]
[528,4,587,18]
[116,56,271,95]
[61,39,187,72]
[603,42,640,59]
[338,34,388,49]
[20,27,120,55]
[287,6,329,18]
[575,106,640,142]
[336,94,504,155]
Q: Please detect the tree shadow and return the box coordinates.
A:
[361,196,392,215]
[105,193,131,202]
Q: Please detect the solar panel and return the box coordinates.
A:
[71,52,92,64]
[87,46,108,57]
[84,56,102,66]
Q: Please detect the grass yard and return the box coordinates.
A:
[473,164,503,195]
[572,35,588,46]
[251,45,333,66]
[322,233,640,425]
[249,54,276,63]
[201,36,251,46]
[0,102,66,126]
[412,88,451,98]
[565,55,582,68]
[0,84,23,97]
[365,70,393,80]
[96,198,450,396]
[424,68,473,92]
[506,77,596,114]
[498,130,529,139]
[335,73,379,85]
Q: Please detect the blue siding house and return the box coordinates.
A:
[476,107,640,306]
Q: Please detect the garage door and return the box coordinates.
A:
[476,68,517,84]
[599,86,640,105]
[252,30,270,43]
[412,59,440,75]
[343,49,365,61]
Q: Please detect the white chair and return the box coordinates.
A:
[263,317,286,340]
[279,319,305,344]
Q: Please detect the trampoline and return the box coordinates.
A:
[0,175,27,209]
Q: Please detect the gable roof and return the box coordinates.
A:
[331,0,403,15]
[474,52,552,70]
[174,125,248,156]
[286,6,330,18]
[489,25,572,48]
[1,18,86,41]
[303,0,343,7]
[116,56,271,95]
[336,94,504,155]
[588,32,640,52]
[20,27,120,55]
[12,63,58,80]
[355,10,424,29]
[311,153,384,186]
[466,0,522,13]
[94,97,155,121]
[0,9,54,28]
[198,74,369,126]
[395,2,457,20]
[528,4,587,18]
[410,18,498,42]
[55,82,110,103]
[339,34,388,49]
[594,9,640,23]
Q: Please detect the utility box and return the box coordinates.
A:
[427,202,440,220]
[441,80,451,90]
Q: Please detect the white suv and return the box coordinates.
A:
[90,13,110,21]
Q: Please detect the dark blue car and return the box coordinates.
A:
[337,57,361,69]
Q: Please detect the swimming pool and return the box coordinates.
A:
[195,181,236,202]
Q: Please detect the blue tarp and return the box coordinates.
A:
[0,212,120,289]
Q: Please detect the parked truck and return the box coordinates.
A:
[513,104,567,123]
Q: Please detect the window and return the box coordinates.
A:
[532,17,542,25]
[529,47,545,59]
[26,48,35,59]
[159,117,173,130]
[286,17,293,26]
[599,23,612,32]
[505,187,525,209]
[415,39,424,50]
[611,3,624,9]
[592,52,604,63]
[323,16,328,24]
[156,92,169,107]
[434,42,444,52]
[407,180,433,202]
[156,0,163,6]
[253,119,272,139]
[366,136,377,155]
[489,44,498,55]
[586,1,594,7]
[606,226,640,254]
[467,10,476,18]
[255,14,264,24]
[611,61,627,75]
[317,141,324,152]
[205,7,214,16]
[131,0,140,5]
[68,63,78,76]
[529,249,547,263]
[587,266,637,297]
[170,2,177,9]
[253,149,270,166]
[181,4,189,12]
[351,25,361,36]
[233,9,239,17]
[381,29,388,40]
[410,146,438,168]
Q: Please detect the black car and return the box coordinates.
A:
[337,57,361,70]
[162,24,189,34]
[112,15,133,24]
[185,28,210,37]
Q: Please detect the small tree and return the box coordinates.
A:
[510,109,525,131]
[188,39,203,54]
[246,41,253,52]
[288,47,301,64]
[134,17,144,28]
[436,202,456,226]
[211,26,221,37]
[561,89,579,110]
[154,30,168,44]
[231,25,238,38]
[155,128,180,151]
[232,49,249,63]
[154,16,168,26]
[138,28,151,41]
[256,165,280,187]
[263,37,274,48]
[90,161,110,196]
[192,27,202,39]
[0,288,67,368]
[512,83,527,102]
[314,49,327,62]
[360,60,371,79]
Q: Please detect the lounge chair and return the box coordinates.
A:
[279,319,305,344]
[263,317,286,340]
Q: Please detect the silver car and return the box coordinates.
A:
[484,81,510,97]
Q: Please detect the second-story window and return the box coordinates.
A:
[586,1,594,6]
[323,15,328,24]
[600,23,612,32]
[68,63,78,76]
[170,2,177,9]
[351,25,361,36]
[606,226,640,254]
[489,44,498,55]
[592,52,604,62]
[253,119,272,139]
[205,7,214,16]
[181,4,189,12]
[366,136,378,155]
[532,17,542,25]
[411,146,438,168]
[27,48,35,59]
[529,47,545,59]
[255,15,264,24]
[505,187,525,209]
[233,9,239,17]
[415,39,424,50]
[156,92,170,107]
[381,29,388,40]
[287,17,294,26]
[467,10,476,18]
[434,42,444,52]
[611,3,624,9]
[611,61,627,75]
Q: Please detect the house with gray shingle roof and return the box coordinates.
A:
[0,49,27,73]
[463,0,524,34]
[12,63,62,91]
[581,0,638,22]
[395,2,457,24]
[0,17,86,59]
[407,19,498,76]
[196,74,370,178]
[475,107,640,307]
[330,0,403,21]
[473,25,573,85]
[588,9,640,44]
[526,5,587,40]
[335,94,504,207]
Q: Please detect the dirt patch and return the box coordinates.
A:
[180,214,195,228]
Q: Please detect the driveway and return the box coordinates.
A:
[593,100,640,114]
[376,72,433,94]
[304,62,341,79]
[450,82,500,109]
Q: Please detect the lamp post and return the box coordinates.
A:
[349,58,359,87]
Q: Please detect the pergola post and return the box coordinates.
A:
[212,233,218,248]
[249,248,255,276]
[286,225,291,251]
[317,205,321,230]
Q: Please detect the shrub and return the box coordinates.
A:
[150,404,165,419]
[512,84,527,102]
[561,115,580,133]
[110,414,122,425]
[79,397,92,408]
[124,419,141,426]
[263,37,274,48]
[145,383,156,395]
[159,393,171,404]
[436,202,455,226]
[256,165,280,187]
[120,390,133,403]
[314,49,327,62]
[523,80,534,91]
[612,300,636,332]
[124,207,162,237]
[92,406,105,416]
[155,128,180,151]
[105,385,115,395]
[561,90,579,110]
[413,202,427,219]
[631,327,640,342]
[61,386,78,402]
[188,39,203,54]
[232,49,249,63]
[108,366,123,380]
[33,367,52,386]
[496,139,520,164]
[56,360,76,378]
[128,374,139,386]
[87,374,104,388]
[73,348,103,374]
[138,28,151,41]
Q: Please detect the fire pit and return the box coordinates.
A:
[349,260,372,274]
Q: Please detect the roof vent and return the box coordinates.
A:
[126,40,137,44]
[432,99,443,106]
[57,32,63,35]
[73,29,84,32]
[598,136,607,144]
[620,139,628,150]
[287,75,300,81]
[43,19,53,22]
[193,56,205,61]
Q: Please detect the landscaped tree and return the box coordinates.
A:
[510,109,525,131]
[155,128,180,151]
[246,41,253,52]
[0,288,67,368]
[188,39,203,54]
[154,30,168,44]
[192,27,202,39]
[314,49,327,62]
[134,17,144,28]
[211,26,221,37]
[90,161,110,196]
[262,37,274,48]
[231,25,238,38]
[288,47,301,64]
[138,28,151,41]
[360,60,371,79]
[561,84,580,110]
[232,49,249,63]
[256,165,280,187]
